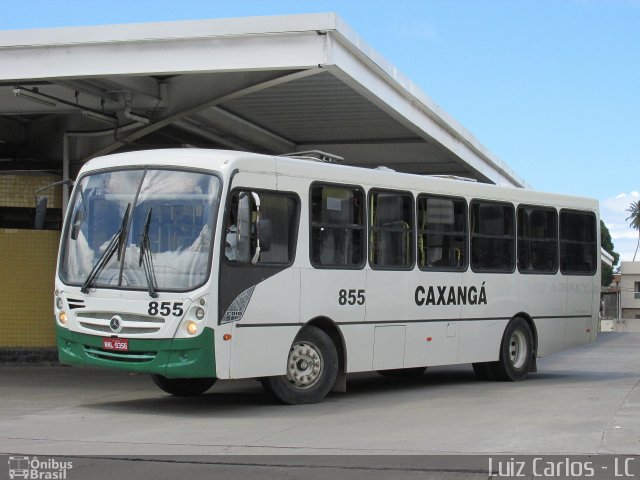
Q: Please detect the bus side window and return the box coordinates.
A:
[417,194,467,271]
[470,200,515,272]
[560,210,596,275]
[517,206,558,274]
[310,183,365,268]
[369,190,414,269]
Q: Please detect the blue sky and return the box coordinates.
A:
[2,0,639,261]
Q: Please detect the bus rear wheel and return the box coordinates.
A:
[264,326,338,405]
[151,375,217,397]
[478,318,534,382]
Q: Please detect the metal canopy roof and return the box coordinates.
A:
[0,13,528,187]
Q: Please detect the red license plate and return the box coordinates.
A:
[103,338,129,351]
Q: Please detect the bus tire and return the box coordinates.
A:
[265,326,338,405]
[377,367,427,378]
[490,317,534,381]
[150,375,217,397]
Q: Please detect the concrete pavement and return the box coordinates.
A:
[1,332,639,478]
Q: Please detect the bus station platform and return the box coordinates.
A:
[1,332,639,478]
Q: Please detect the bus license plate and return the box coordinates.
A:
[103,338,128,351]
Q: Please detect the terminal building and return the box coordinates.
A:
[620,262,640,320]
[0,13,561,357]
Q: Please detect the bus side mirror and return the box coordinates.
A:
[34,196,48,230]
[236,192,252,263]
[258,218,271,252]
[234,191,271,264]
[33,178,75,231]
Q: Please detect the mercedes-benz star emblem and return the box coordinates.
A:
[110,315,123,333]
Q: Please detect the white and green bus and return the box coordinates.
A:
[54,149,600,404]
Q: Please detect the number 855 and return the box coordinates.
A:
[338,289,365,306]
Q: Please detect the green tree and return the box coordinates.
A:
[627,200,640,261]
[600,220,619,286]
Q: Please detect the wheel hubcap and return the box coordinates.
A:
[287,341,323,389]
[509,330,527,369]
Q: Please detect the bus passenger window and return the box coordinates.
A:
[310,184,364,268]
[369,190,414,269]
[417,195,466,270]
[560,210,596,275]
[517,206,557,274]
[470,201,515,272]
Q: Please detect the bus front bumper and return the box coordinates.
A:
[56,325,216,379]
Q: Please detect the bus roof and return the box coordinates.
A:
[81,148,598,212]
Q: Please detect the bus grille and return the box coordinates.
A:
[67,298,85,310]
[83,346,157,363]
[76,311,164,335]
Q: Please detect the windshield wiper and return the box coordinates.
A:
[138,208,158,298]
[80,203,131,294]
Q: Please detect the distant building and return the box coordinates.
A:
[600,251,618,319]
[602,272,621,319]
[620,261,640,319]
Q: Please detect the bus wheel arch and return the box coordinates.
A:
[304,316,347,378]
[264,324,339,404]
[150,375,217,396]
[514,312,538,372]
[496,315,535,381]
[473,314,536,382]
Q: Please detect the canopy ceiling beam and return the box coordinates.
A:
[84,67,323,161]
[196,106,296,154]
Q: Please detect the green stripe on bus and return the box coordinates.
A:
[56,324,216,379]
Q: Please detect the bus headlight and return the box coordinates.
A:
[58,311,68,325]
[56,297,64,310]
[195,307,205,320]
[186,321,197,335]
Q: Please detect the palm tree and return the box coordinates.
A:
[627,200,640,261]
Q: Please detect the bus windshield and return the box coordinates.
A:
[59,168,221,293]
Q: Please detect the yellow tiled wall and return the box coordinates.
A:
[1,174,61,348]
[0,230,60,347]
[0,174,62,208]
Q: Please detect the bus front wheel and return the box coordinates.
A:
[264,326,338,405]
[150,375,217,397]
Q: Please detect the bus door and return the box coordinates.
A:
[220,172,302,379]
